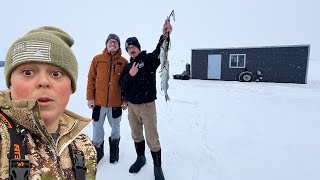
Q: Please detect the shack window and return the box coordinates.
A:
[229,54,246,68]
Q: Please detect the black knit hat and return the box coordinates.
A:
[125,37,141,51]
[106,33,120,47]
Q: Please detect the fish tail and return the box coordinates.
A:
[165,94,170,101]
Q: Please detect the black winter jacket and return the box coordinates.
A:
[119,35,165,104]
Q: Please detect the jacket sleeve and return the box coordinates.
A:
[76,134,97,180]
[120,60,129,100]
[149,35,168,70]
[86,58,97,100]
[0,121,10,179]
[153,35,166,56]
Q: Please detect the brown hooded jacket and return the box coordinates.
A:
[86,48,128,107]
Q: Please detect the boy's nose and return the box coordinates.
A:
[37,75,50,88]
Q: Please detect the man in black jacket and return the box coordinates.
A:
[119,20,172,180]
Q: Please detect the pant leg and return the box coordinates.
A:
[139,101,161,152]
[128,102,144,143]
[92,106,108,147]
[106,107,121,140]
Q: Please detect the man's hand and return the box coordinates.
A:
[163,19,172,38]
[129,62,139,76]
[121,100,128,110]
[87,100,95,109]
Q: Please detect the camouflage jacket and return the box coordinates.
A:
[0,90,97,180]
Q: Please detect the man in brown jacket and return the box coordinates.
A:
[86,34,128,164]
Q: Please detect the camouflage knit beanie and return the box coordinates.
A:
[4,26,78,92]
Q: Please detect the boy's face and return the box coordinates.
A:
[10,63,72,125]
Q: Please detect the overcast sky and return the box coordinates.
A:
[1,0,319,71]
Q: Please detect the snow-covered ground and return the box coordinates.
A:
[1,60,319,180]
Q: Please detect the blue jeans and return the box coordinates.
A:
[92,106,121,147]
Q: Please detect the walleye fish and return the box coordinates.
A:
[160,10,174,102]
[160,40,170,101]
[159,38,168,73]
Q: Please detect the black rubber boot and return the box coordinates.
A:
[94,141,104,164]
[151,149,165,180]
[129,140,146,173]
[109,137,120,163]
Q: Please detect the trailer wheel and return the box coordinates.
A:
[239,71,253,82]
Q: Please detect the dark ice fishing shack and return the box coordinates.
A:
[0,61,4,67]
[191,45,310,84]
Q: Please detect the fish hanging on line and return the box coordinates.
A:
[160,10,174,102]
[160,39,170,101]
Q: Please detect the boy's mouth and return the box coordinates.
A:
[37,97,53,103]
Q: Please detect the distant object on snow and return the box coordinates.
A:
[0,61,4,67]
[191,45,310,84]
[173,63,190,80]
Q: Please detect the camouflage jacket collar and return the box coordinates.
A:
[0,90,92,154]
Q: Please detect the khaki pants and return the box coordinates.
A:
[128,101,161,152]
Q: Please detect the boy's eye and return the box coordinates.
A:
[23,70,33,76]
[52,71,63,77]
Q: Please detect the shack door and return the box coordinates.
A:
[207,54,222,79]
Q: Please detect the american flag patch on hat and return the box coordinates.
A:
[12,40,51,65]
